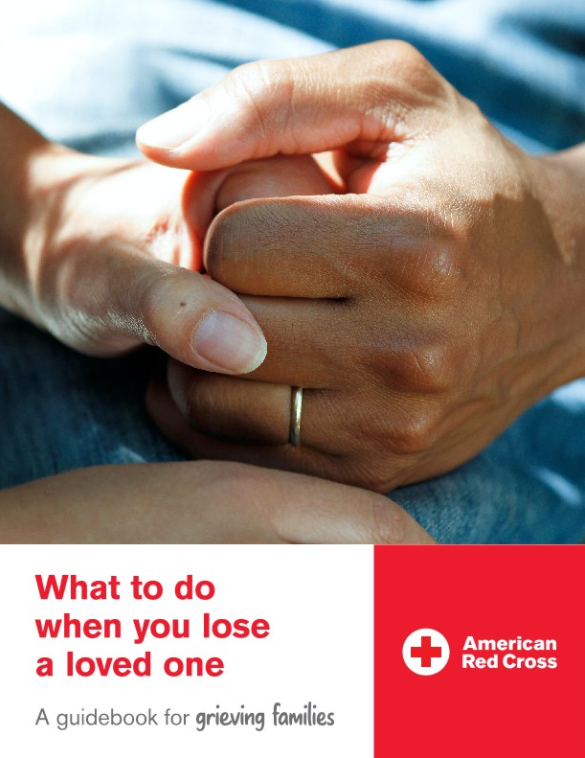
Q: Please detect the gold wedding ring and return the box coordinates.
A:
[289,387,303,446]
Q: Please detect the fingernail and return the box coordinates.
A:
[136,97,209,151]
[193,311,267,373]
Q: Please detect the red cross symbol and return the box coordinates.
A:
[411,636,443,667]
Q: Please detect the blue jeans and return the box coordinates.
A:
[1,0,584,542]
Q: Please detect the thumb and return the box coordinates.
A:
[136,41,447,171]
[61,254,267,374]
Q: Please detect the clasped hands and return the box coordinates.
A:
[12,41,585,542]
[136,41,585,493]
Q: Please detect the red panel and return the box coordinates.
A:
[375,546,585,757]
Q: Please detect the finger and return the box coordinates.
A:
[205,192,450,299]
[204,194,391,299]
[183,155,333,253]
[180,460,434,545]
[227,296,349,387]
[136,41,448,170]
[168,362,290,445]
[201,461,436,544]
[166,361,350,452]
[7,460,434,543]
[147,378,436,517]
[164,361,443,466]
[71,254,266,374]
[148,375,348,480]
[215,155,334,209]
[242,468,437,545]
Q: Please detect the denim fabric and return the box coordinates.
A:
[0,0,584,542]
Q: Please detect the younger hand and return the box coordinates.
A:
[15,135,329,374]
[0,461,435,544]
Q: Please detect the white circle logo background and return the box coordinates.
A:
[402,628,450,676]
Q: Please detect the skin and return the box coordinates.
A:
[1,103,333,375]
[0,100,433,543]
[0,462,434,544]
[138,41,585,493]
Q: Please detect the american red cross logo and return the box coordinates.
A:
[410,636,443,667]
[402,629,450,675]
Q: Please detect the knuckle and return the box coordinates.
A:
[386,40,427,67]
[348,399,441,460]
[387,410,440,457]
[381,40,439,87]
[408,243,467,299]
[439,203,476,253]
[232,57,288,89]
[338,411,441,488]
[406,344,454,393]
[379,341,455,394]
[370,40,451,111]
[372,202,468,301]
[225,59,294,143]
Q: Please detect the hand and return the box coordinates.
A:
[0,104,330,374]
[0,461,435,544]
[138,41,585,491]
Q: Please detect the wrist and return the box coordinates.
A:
[0,103,88,325]
[16,144,104,328]
[534,145,585,266]
[524,147,585,388]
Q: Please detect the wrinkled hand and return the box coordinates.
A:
[0,461,434,544]
[139,41,585,492]
[22,145,329,374]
